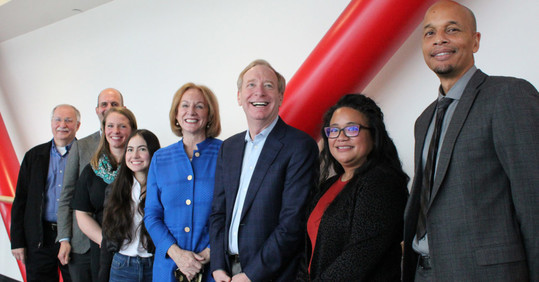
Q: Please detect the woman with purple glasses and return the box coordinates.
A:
[298,94,409,281]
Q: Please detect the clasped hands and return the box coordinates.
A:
[168,245,210,281]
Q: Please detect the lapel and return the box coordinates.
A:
[405,101,436,228]
[240,118,285,220]
[38,141,53,191]
[225,133,247,218]
[79,131,100,161]
[413,101,437,196]
[429,70,487,205]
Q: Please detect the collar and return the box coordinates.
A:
[51,139,75,157]
[244,116,279,142]
[132,176,141,188]
[438,65,477,101]
[179,136,215,151]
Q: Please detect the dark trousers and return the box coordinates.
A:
[68,251,92,282]
[229,254,242,276]
[89,241,101,282]
[414,266,433,282]
[26,222,71,282]
[414,255,433,282]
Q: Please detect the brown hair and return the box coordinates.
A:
[91,107,138,170]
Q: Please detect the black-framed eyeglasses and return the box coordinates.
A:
[324,124,370,139]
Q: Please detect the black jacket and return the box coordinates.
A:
[11,141,52,249]
[298,166,408,281]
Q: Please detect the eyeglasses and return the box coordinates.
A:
[52,117,75,124]
[324,124,370,139]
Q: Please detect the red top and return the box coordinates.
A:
[306,177,349,273]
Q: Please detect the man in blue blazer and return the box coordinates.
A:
[403,1,539,281]
[210,60,319,282]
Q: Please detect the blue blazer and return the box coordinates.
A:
[210,117,319,282]
[145,137,222,282]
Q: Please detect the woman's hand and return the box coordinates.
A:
[196,247,210,264]
[168,244,203,281]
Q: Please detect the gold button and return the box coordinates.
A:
[184,227,190,232]
[194,152,200,157]
[186,199,191,205]
[187,175,193,181]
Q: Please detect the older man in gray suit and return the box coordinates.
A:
[56,88,123,282]
[403,1,539,281]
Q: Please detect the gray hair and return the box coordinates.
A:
[51,104,81,122]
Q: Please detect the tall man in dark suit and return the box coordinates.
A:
[403,1,539,281]
[11,104,80,282]
[56,88,123,282]
[210,60,319,282]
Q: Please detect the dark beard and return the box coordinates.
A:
[433,65,454,75]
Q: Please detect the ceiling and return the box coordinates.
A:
[0,0,112,43]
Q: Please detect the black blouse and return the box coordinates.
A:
[298,166,409,281]
[72,163,107,226]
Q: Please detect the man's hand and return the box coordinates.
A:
[58,241,71,265]
[231,273,251,282]
[213,270,231,282]
[12,248,26,264]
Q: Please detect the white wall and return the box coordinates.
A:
[364,0,539,177]
[0,0,352,157]
[0,0,537,280]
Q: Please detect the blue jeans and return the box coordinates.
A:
[109,253,153,282]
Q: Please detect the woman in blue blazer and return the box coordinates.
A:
[144,83,222,282]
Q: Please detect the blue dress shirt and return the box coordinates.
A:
[43,140,73,222]
[228,117,278,254]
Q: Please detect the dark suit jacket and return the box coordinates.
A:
[11,141,52,249]
[403,70,539,281]
[210,117,319,282]
[57,131,100,253]
[297,166,408,281]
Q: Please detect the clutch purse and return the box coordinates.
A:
[174,267,204,282]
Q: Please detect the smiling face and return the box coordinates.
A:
[238,65,283,133]
[176,88,209,138]
[125,134,150,176]
[51,105,80,147]
[105,112,133,150]
[328,107,373,174]
[422,1,480,82]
